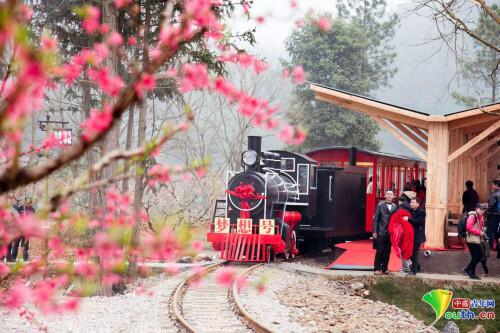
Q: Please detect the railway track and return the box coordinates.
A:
[171,261,275,333]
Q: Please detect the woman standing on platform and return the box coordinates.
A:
[464,203,486,280]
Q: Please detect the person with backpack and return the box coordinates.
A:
[486,180,500,250]
[464,203,486,280]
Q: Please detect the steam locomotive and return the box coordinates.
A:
[207,136,368,262]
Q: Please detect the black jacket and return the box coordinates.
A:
[487,190,500,215]
[409,207,426,243]
[373,201,397,237]
[462,189,479,213]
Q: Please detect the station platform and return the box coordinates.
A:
[326,240,402,272]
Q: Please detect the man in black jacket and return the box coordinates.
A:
[373,190,397,275]
[408,197,426,275]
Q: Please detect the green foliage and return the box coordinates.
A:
[453,5,499,106]
[368,277,499,333]
[284,0,398,151]
[31,0,256,105]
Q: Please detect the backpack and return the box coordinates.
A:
[457,214,476,238]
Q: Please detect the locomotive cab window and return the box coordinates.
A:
[297,164,309,194]
[310,165,317,189]
[281,158,295,172]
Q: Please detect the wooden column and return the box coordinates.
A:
[425,122,449,248]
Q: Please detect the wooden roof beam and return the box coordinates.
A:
[315,93,430,129]
[407,125,428,141]
[449,113,500,130]
[471,137,500,158]
[387,120,428,150]
[478,146,500,165]
[448,119,500,163]
[444,103,500,121]
[372,116,427,161]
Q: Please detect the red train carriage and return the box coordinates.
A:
[207,136,427,262]
[306,147,427,234]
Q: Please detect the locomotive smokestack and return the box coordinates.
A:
[248,136,262,156]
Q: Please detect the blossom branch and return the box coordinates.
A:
[0,25,204,194]
[48,119,192,210]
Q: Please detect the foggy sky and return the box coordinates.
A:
[228,0,487,155]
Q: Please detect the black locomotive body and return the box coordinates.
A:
[208,136,369,261]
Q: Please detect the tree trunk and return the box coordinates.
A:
[122,104,135,193]
[83,81,97,212]
[127,0,151,280]
[99,0,119,297]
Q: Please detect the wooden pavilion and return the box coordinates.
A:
[310,83,500,248]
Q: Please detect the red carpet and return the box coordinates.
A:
[327,240,402,272]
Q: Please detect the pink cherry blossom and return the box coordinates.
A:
[191,240,204,252]
[106,31,124,47]
[82,6,100,34]
[291,65,306,84]
[215,267,236,287]
[134,73,156,98]
[16,213,45,238]
[179,63,210,93]
[237,53,254,67]
[278,125,307,145]
[80,105,113,142]
[19,4,34,22]
[41,36,57,50]
[253,60,268,74]
[87,67,124,96]
[316,16,331,32]
[147,164,171,186]
[2,281,31,309]
[114,0,132,9]
[60,62,83,85]
[0,263,10,277]
[103,273,121,286]
[235,276,248,292]
[127,36,137,46]
[61,298,79,312]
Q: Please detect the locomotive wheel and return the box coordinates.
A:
[290,231,297,258]
[266,245,276,263]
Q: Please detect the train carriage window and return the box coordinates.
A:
[366,167,373,194]
[310,165,317,189]
[281,158,295,172]
[297,164,309,194]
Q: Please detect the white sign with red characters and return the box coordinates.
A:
[259,219,275,235]
[236,218,252,234]
[213,217,230,233]
[54,129,72,146]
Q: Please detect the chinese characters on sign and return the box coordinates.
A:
[54,129,72,146]
[236,218,252,234]
[259,219,275,235]
[213,217,230,233]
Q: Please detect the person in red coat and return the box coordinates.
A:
[389,197,415,271]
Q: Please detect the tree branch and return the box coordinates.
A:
[0,24,204,194]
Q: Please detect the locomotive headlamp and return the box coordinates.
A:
[242,150,258,166]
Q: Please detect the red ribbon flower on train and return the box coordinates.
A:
[226,183,266,218]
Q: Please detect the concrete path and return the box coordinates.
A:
[271,262,500,284]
